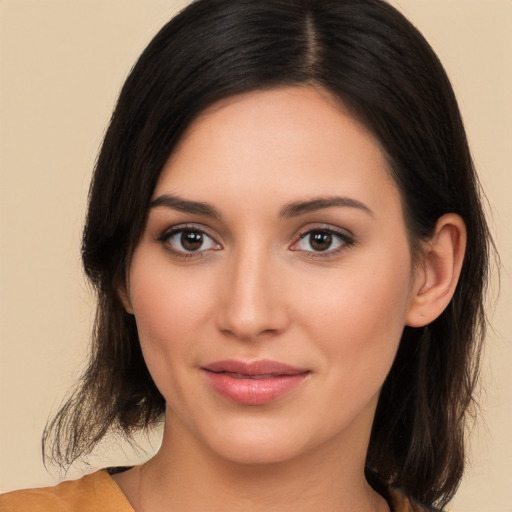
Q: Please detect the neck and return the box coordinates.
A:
[123,413,388,512]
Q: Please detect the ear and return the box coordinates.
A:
[406,213,466,327]
[117,279,134,315]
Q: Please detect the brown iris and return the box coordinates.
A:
[181,230,204,251]
[309,231,333,251]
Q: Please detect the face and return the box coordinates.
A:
[125,86,419,466]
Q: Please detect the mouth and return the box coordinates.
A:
[201,359,310,405]
[216,372,291,380]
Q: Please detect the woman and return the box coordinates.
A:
[0,0,492,511]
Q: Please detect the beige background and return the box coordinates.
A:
[0,1,510,510]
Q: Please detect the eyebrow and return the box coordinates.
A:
[150,194,221,218]
[150,193,373,219]
[280,196,373,218]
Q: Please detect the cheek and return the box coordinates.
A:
[129,252,213,341]
[126,249,217,394]
[297,247,413,385]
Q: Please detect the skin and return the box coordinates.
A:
[114,86,466,512]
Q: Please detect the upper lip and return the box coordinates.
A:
[202,359,309,377]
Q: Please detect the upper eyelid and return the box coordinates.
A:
[295,224,355,239]
[157,225,222,258]
[158,223,218,240]
[291,225,356,252]
[156,222,355,248]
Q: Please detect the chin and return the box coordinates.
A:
[212,438,307,466]
[196,417,320,466]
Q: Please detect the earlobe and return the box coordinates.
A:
[117,280,134,315]
[406,213,466,327]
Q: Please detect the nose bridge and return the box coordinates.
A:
[216,239,288,339]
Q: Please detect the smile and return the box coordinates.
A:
[201,359,310,405]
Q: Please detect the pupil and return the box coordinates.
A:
[311,231,332,251]
[181,230,203,251]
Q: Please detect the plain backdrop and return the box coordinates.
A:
[0,1,511,511]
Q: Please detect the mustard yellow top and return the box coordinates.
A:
[0,469,428,512]
[0,470,133,512]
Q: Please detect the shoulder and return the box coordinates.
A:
[0,470,134,512]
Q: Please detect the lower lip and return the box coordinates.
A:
[203,371,309,405]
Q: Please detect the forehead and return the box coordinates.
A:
[155,86,399,214]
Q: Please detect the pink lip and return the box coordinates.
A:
[201,359,310,405]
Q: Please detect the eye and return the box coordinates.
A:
[291,228,354,254]
[158,226,221,255]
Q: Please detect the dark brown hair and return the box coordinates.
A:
[43,1,492,509]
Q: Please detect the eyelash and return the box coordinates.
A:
[292,226,355,258]
[157,224,221,260]
[156,224,355,260]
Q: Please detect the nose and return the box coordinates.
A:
[215,246,290,341]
